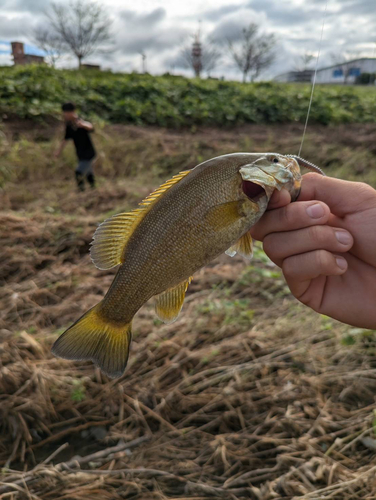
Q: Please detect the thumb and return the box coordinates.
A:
[267,188,291,210]
[298,173,376,217]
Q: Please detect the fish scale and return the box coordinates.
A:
[103,156,257,321]
[52,152,302,378]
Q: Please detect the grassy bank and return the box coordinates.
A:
[1,65,376,126]
[2,121,376,191]
[1,123,376,499]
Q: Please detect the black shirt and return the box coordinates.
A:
[65,121,96,161]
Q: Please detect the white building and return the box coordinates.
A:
[274,70,314,83]
[315,58,376,84]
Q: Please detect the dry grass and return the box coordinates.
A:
[1,123,376,499]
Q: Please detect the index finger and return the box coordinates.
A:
[250,199,330,241]
[298,172,376,217]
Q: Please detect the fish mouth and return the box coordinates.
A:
[239,155,302,202]
[242,180,266,202]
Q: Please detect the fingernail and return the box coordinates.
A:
[335,231,352,245]
[306,203,325,219]
[335,256,347,270]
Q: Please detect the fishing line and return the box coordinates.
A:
[298,0,328,157]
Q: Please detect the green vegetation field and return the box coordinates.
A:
[1,65,376,126]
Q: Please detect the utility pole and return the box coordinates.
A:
[191,21,202,78]
[141,52,147,73]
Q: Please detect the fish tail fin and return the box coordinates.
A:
[51,303,132,378]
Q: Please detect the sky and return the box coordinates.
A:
[0,0,375,80]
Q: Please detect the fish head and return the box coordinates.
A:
[239,153,301,202]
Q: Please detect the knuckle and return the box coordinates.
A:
[279,205,295,227]
[307,224,331,245]
[304,172,322,181]
[263,234,277,258]
[282,256,295,278]
[356,182,376,198]
[249,226,261,241]
[307,225,322,243]
[316,250,331,270]
[302,172,325,189]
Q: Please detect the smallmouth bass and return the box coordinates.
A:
[52,152,302,377]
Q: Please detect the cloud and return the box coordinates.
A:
[210,8,267,41]
[0,0,50,13]
[0,0,375,80]
[0,13,40,40]
[211,19,248,41]
[247,0,323,25]
[119,7,166,26]
[115,27,187,56]
[201,4,243,21]
[0,53,12,65]
[114,8,188,56]
[0,41,10,53]
[340,0,376,15]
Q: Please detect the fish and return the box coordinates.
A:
[52,152,303,378]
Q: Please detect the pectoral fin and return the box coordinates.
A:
[155,278,192,324]
[205,201,244,231]
[225,232,253,259]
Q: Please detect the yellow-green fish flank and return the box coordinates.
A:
[52,152,301,378]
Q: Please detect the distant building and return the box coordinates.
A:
[315,58,376,84]
[11,42,45,66]
[274,70,314,83]
[81,63,101,70]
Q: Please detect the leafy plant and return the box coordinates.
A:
[1,65,376,127]
[71,379,86,402]
[198,298,254,326]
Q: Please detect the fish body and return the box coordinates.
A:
[52,152,301,378]
[99,154,274,322]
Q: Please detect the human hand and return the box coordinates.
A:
[251,173,376,328]
[75,118,93,131]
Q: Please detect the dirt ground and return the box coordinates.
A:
[1,123,376,499]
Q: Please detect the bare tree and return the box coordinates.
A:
[294,52,315,72]
[227,23,276,82]
[181,32,221,78]
[202,42,221,77]
[33,28,64,67]
[45,0,113,69]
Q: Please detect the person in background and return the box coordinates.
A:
[54,102,96,191]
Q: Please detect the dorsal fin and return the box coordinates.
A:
[90,170,190,270]
[138,170,190,207]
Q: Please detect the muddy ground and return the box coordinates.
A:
[1,123,376,499]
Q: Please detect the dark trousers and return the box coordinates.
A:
[75,158,95,191]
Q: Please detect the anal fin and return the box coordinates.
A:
[225,232,253,260]
[155,277,192,324]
